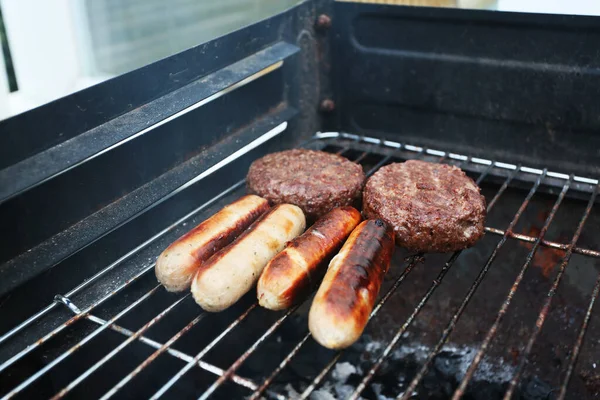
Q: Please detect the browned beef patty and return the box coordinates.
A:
[247,149,365,220]
[363,160,486,252]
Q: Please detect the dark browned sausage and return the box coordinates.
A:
[155,195,270,292]
[257,207,362,310]
[308,219,395,349]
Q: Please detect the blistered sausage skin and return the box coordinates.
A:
[192,204,306,312]
[257,207,362,310]
[155,195,269,292]
[308,219,395,350]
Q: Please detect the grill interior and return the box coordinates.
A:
[1,132,599,400]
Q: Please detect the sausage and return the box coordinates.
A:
[257,207,362,310]
[308,219,395,350]
[191,204,306,312]
[155,195,270,292]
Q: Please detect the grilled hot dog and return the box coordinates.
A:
[155,195,269,292]
[192,204,306,312]
[257,207,362,310]
[308,219,395,349]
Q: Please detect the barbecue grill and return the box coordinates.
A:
[1,1,599,399]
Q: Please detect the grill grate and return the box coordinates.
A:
[1,131,599,399]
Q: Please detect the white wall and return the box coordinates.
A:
[496,0,600,15]
[0,0,88,117]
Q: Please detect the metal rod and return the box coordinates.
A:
[83,314,257,391]
[503,185,598,399]
[99,311,205,399]
[198,306,301,400]
[249,333,311,400]
[299,353,342,399]
[149,303,258,399]
[364,144,402,177]
[2,285,161,399]
[395,172,568,400]
[353,151,369,164]
[0,259,157,375]
[557,270,600,400]
[484,227,600,258]
[50,294,193,399]
[486,164,520,210]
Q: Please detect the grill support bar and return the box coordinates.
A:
[49,294,194,399]
[197,306,301,400]
[149,303,259,399]
[1,285,161,399]
[84,314,258,392]
[484,227,600,258]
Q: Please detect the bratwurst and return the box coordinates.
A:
[308,219,395,349]
[155,195,269,292]
[257,206,362,310]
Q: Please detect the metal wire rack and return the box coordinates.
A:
[0,131,599,399]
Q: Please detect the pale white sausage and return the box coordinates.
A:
[191,204,306,312]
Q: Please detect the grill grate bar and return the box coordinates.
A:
[80,315,260,397]
[503,184,598,399]
[0,263,156,377]
[149,303,258,399]
[299,352,342,399]
[97,311,204,399]
[396,172,569,400]
[557,269,600,399]
[484,227,600,258]
[50,294,194,399]
[2,284,161,399]
[198,306,300,400]
[323,132,599,186]
[249,332,312,400]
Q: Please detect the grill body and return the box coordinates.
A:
[0,1,599,399]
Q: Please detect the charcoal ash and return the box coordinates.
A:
[269,335,557,400]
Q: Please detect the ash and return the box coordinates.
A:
[276,335,554,400]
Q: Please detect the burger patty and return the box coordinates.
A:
[247,149,365,220]
[363,160,486,252]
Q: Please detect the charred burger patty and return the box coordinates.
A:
[247,149,365,220]
[363,160,486,252]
